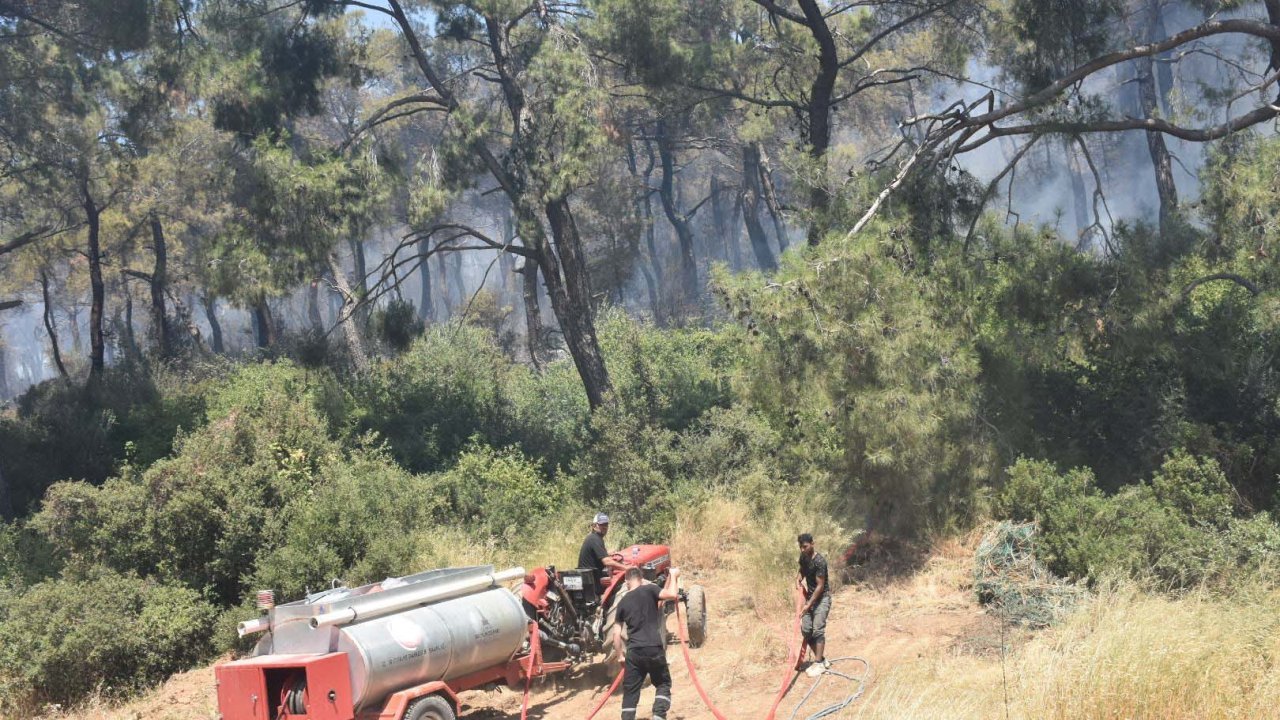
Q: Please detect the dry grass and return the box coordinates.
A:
[852,581,1280,720]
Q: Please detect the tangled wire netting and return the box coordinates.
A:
[974,521,1084,627]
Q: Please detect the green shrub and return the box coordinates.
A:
[671,406,781,489]
[0,568,216,713]
[33,362,343,605]
[1150,450,1235,529]
[371,298,425,353]
[439,442,567,543]
[1000,458,1108,578]
[352,325,508,472]
[250,447,444,600]
[574,404,676,542]
[999,453,1280,588]
[596,308,736,431]
[0,364,209,519]
[715,232,991,536]
[499,360,589,473]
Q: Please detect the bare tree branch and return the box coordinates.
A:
[838,0,962,71]
[746,0,808,25]
[911,18,1280,138]
[0,299,22,312]
[963,135,1040,251]
[957,104,1280,151]
[338,92,448,152]
[0,226,51,257]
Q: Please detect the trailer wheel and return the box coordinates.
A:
[404,694,455,720]
[685,584,707,648]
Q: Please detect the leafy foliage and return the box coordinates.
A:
[0,568,216,714]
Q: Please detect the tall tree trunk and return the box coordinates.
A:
[521,259,544,370]
[83,182,105,381]
[656,119,699,309]
[1138,0,1178,234]
[500,213,516,302]
[1068,148,1090,242]
[202,295,224,354]
[438,248,453,319]
[798,0,838,246]
[148,212,171,357]
[327,252,371,372]
[0,338,8,401]
[121,291,138,360]
[175,293,205,350]
[252,298,276,349]
[742,144,779,271]
[67,308,80,354]
[307,278,324,331]
[348,237,370,326]
[543,198,611,409]
[639,133,666,315]
[728,192,745,272]
[39,268,68,378]
[0,459,11,520]
[391,5,610,407]
[418,239,435,322]
[710,175,730,265]
[756,143,790,253]
[449,251,465,308]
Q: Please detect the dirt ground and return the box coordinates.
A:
[48,540,995,720]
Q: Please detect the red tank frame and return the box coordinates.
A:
[214,622,567,720]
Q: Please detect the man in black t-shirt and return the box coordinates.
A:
[612,566,681,720]
[578,512,629,592]
[795,532,831,677]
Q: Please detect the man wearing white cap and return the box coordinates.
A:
[579,512,629,592]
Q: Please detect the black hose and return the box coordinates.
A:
[789,657,870,720]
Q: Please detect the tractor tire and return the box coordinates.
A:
[404,694,455,720]
[685,585,708,648]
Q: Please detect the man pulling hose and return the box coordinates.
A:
[612,566,682,720]
[796,533,831,677]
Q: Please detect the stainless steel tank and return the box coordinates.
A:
[247,566,528,710]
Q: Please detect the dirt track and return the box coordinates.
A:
[44,538,994,720]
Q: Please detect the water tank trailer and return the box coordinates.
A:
[216,566,569,720]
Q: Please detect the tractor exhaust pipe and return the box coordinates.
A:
[310,567,526,629]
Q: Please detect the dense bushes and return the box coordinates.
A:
[0,364,204,518]
[32,361,344,604]
[0,568,216,713]
[1000,453,1280,588]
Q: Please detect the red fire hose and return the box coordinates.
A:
[764,587,808,720]
[674,597,731,720]
[582,585,834,720]
[583,666,625,720]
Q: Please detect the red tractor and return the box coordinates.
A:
[518,543,707,669]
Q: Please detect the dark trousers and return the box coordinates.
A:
[621,645,672,720]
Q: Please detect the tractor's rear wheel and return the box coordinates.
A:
[685,584,707,648]
[404,694,455,720]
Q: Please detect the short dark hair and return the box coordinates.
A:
[797,533,814,545]
[625,567,643,583]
